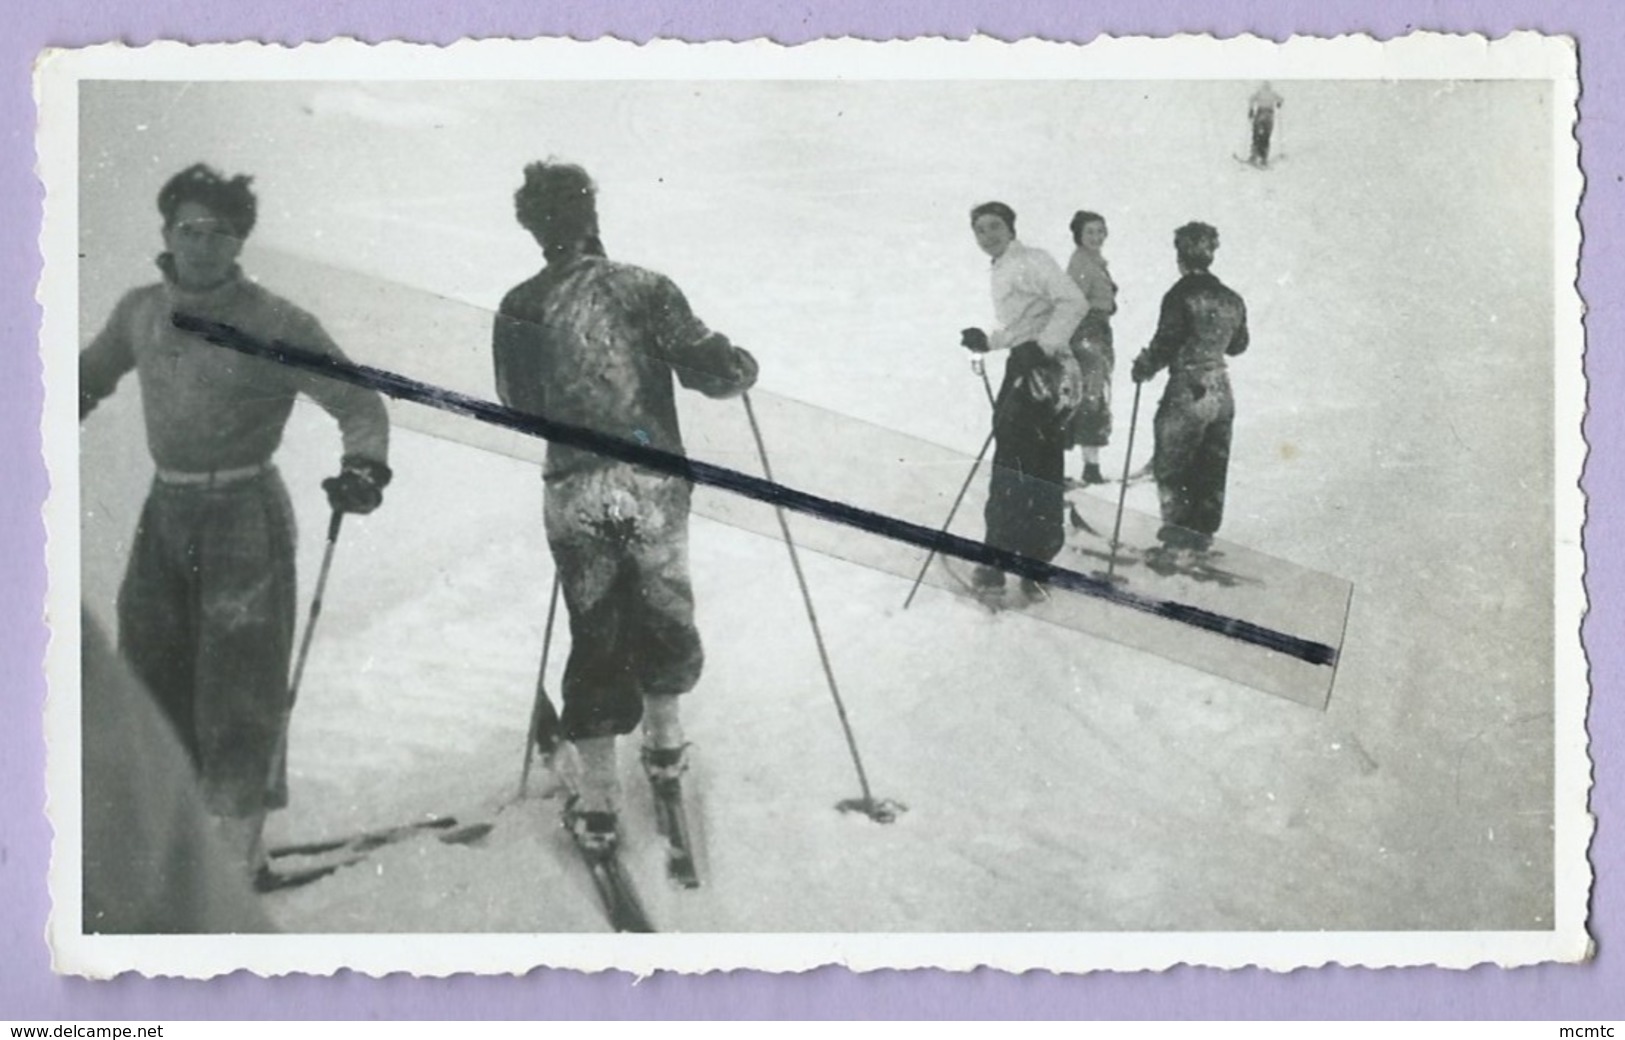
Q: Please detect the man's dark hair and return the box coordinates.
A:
[514,161,601,255]
[970,201,1017,234]
[1069,210,1106,245]
[157,164,257,238]
[1174,221,1220,271]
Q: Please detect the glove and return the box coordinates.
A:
[729,347,760,392]
[960,327,990,354]
[322,455,393,515]
[970,356,985,377]
[1131,353,1156,384]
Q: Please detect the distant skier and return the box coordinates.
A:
[493,161,759,851]
[78,164,394,886]
[1064,210,1119,487]
[960,201,1087,599]
[1248,82,1285,167]
[1131,222,1249,558]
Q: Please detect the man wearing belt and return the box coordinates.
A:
[79,164,392,885]
[1131,222,1250,557]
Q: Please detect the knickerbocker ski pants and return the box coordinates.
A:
[116,468,298,818]
[545,464,704,741]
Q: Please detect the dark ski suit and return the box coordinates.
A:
[494,252,758,742]
[1136,270,1250,547]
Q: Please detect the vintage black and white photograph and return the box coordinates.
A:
[39,35,1586,975]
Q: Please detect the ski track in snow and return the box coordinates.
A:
[78,81,1558,934]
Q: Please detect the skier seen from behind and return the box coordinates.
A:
[1130,222,1249,561]
[1248,82,1285,167]
[960,201,1087,601]
[1064,209,1119,487]
[78,164,393,888]
[492,161,760,851]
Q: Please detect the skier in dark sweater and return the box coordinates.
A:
[79,164,392,886]
[492,161,759,850]
[1131,222,1249,557]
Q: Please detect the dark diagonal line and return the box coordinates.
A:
[174,312,1339,668]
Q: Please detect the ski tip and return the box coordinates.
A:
[669,860,703,890]
[254,860,344,894]
[439,821,495,846]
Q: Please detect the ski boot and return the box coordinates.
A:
[641,743,690,786]
[564,798,620,855]
[641,743,701,888]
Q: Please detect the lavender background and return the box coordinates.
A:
[1,0,1616,1021]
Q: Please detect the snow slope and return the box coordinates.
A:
[76,78,1561,935]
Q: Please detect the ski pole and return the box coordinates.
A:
[290,510,345,704]
[518,574,564,798]
[901,426,996,610]
[975,358,997,408]
[741,392,903,824]
[901,359,1001,610]
[267,509,345,793]
[1104,381,1145,583]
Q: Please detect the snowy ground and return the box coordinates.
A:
[76,78,1561,934]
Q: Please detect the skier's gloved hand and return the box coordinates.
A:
[728,348,761,394]
[322,455,393,515]
[960,328,990,354]
[1131,353,1156,384]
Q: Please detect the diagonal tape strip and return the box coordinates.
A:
[176,311,1340,673]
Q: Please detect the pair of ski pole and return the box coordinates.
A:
[900,353,1144,608]
[291,413,900,834]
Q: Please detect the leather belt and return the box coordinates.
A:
[154,461,270,487]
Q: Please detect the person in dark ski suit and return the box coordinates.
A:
[79,164,393,885]
[1064,210,1119,486]
[1131,222,1249,554]
[1248,83,1285,167]
[961,201,1087,599]
[492,161,759,847]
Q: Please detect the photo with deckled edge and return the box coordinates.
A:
[35,32,1589,977]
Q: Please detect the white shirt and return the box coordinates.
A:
[987,240,1088,355]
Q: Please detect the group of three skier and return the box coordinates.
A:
[957,200,1251,599]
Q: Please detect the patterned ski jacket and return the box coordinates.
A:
[1138,271,1250,379]
[79,258,390,473]
[492,253,759,480]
